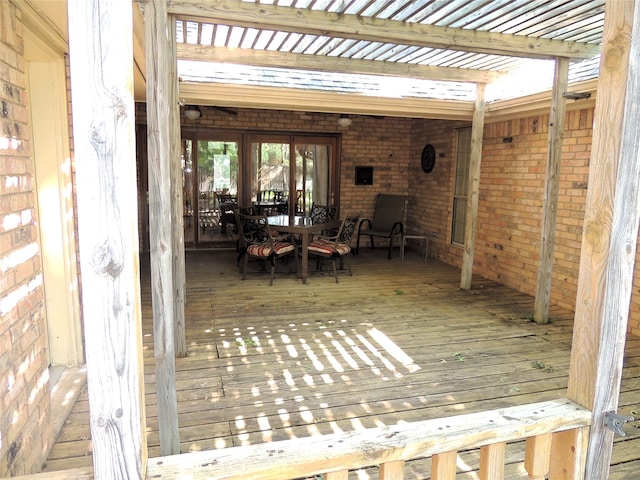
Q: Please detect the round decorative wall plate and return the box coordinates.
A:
[421,144,436,173]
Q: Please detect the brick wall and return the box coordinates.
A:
[407,109,640,335]
[0,1,53,475]
[141,98,640,334]
[140,104,412,235]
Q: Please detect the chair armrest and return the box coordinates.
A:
[357,218,372,235]
[391,222,404,235]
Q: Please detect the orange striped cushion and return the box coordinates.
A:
[308,240,351,256]
[247,241,295,258]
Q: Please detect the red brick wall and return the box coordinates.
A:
[0,1,53,475]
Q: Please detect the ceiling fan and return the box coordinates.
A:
[182,104,238,120]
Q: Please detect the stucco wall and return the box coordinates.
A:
[0,0,53,475]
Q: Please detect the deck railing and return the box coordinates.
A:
[147,398,592,479]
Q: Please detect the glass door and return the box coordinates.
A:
[247,134,337,217]
[294,140,332,215]
[182,136,240,247]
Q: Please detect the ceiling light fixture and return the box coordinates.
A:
[337,114,352,127]
[184,105,201,120]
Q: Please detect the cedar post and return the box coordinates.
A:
[533,57,569,324]
[168,15,187,358]
[567,0,638,477]
[67,0,147,477]
[145,0,181,455]
[584,0,640,475]
[460,83,486,290]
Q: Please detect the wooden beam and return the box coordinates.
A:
[147,399,590,479]
[460,83,486,290]
[168,0,600,60]
[177,44,501,84]
[533,57,569,324]
[67,0,147,478]
[145,0,180,455]
[567,0,634,408]
[169,16,187,359]
[585,0,640,475]
[178,82,475,120]
[132,1,146,99]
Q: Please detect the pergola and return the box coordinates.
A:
[58,0,639,478]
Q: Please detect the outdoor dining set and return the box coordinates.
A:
[210,193,414,285]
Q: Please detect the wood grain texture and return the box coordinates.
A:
[168,13,187,359]
[67,0,146,477]
[524,433,552,479]
[146,399,589,479]
[177,44,499,83]
[479,442,505,480]
[145,0,180,455]
[41,250,640,478]
[460,83,486,290]
[534,57,569,324]
[585,0,640,476]
[167,0,600,59]
[549,427,589,479]
[568,0,635,409]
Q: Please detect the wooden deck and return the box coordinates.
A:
[43,248,640,478]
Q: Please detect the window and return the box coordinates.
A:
[451,127,472,245]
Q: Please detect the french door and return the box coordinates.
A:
[181,131,339,248]
[247,134,338,216]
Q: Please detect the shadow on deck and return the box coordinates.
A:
[44,247,640,478]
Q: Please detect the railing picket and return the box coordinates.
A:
[432,450,457,480]
[143,400,591,480]
[379,459,405,479]
[524,433,552,479]
[479,442,506,480]
[549,427,589,479]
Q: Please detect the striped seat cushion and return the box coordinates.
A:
[308,239,351,256]
[247,241,295,258]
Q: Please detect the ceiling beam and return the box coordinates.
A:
[178,81,475,120]
[177,44,501,84]
[168,0,600,60]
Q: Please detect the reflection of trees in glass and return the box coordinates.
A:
[257,143,289,192]
[197,141,238,193]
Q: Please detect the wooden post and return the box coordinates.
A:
[585,0,640,475]
[567,0,635,408]
[479,442,505,480]
[168,12,187,358]
[431,450,457,480]
[67,0,147,478]
[379,460,404,479]
[145,0,180,455]
[549,427,589,479]
[460,83,486,290]
[524,433,552,479]
[533,57,569,324]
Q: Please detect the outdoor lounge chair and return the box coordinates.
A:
[355,193,407,259]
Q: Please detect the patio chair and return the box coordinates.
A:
[355,194,407,259]
[309,203,337,224]
[308,213,360,283]
[236,213,298,286]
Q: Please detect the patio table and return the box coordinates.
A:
[267,214,341,284]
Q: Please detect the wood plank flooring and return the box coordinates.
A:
[43,248,640,478]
